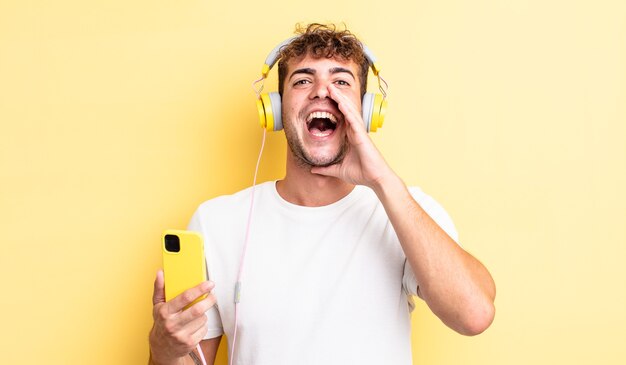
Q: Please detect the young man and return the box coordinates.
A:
[149,24,495,365]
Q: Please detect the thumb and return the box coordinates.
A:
[311,164,341,178]
[152,269,166,305]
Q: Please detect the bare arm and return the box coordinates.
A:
[373,173,495,335]
[314,84,496,335]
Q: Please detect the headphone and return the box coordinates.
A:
[255,37,388,133]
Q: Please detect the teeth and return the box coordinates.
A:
[306,111,337,123]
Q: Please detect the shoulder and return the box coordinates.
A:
[188,182,275,230]
[197,181,274,213]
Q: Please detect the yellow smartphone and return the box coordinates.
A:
[162,229,207,308]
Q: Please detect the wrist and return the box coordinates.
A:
[371,170,403,197]
[149,337,185,365]
[149,351,186,365]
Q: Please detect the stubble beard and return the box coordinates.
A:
[284,122,348,169]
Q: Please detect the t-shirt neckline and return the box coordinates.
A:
[269,181,366,213]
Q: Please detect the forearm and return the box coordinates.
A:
[148,330,195,365]
[372,173,496,335]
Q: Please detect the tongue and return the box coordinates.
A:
[310,127,332,137]
[309,118,335,136]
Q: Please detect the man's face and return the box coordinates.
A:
[281,55,362,168]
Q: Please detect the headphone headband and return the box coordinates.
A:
[261,37,381,77]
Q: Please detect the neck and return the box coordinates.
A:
[276,151,354,207]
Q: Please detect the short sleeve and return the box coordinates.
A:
[188,209,224,339]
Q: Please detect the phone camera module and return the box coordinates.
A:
[164,234,180,253]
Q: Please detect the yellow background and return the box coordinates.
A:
[1,0,624,364]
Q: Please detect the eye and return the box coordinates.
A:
[293,79,311,86]
[334,80,350,87]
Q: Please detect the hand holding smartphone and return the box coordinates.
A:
[161,229,208,309]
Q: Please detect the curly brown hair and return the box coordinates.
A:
[277,23,369,97]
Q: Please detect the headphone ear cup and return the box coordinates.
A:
[257,94,270,130]
[257,92,283,131]
[370,93,387,132]
[361,93,387,132]
[269,92,282,131]
[361,93,375,132]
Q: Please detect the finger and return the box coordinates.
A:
[176,294,217,325]
[181,307,210,338]
[168,281,215,314]
[311,164,341,178]
[328,87,371,144]
[189,322,210,347]
[152,296,209,339]
[170,310,209,351]
[153,269,166,305]
[328,85,363,128]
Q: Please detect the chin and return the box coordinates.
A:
[285,122,348,168]
[301,145,347,168]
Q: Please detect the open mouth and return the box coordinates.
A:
[306,111,338,137]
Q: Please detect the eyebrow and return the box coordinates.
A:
[329,67,355,79]
[289,68,315,80]
[289,67,356,80]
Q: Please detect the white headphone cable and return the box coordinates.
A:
[228,129,267,365]
[191,130,266,365]
[191,344,207,365]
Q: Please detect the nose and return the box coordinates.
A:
[309,82,330,100]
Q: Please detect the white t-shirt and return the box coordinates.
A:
[188,181,458,365]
